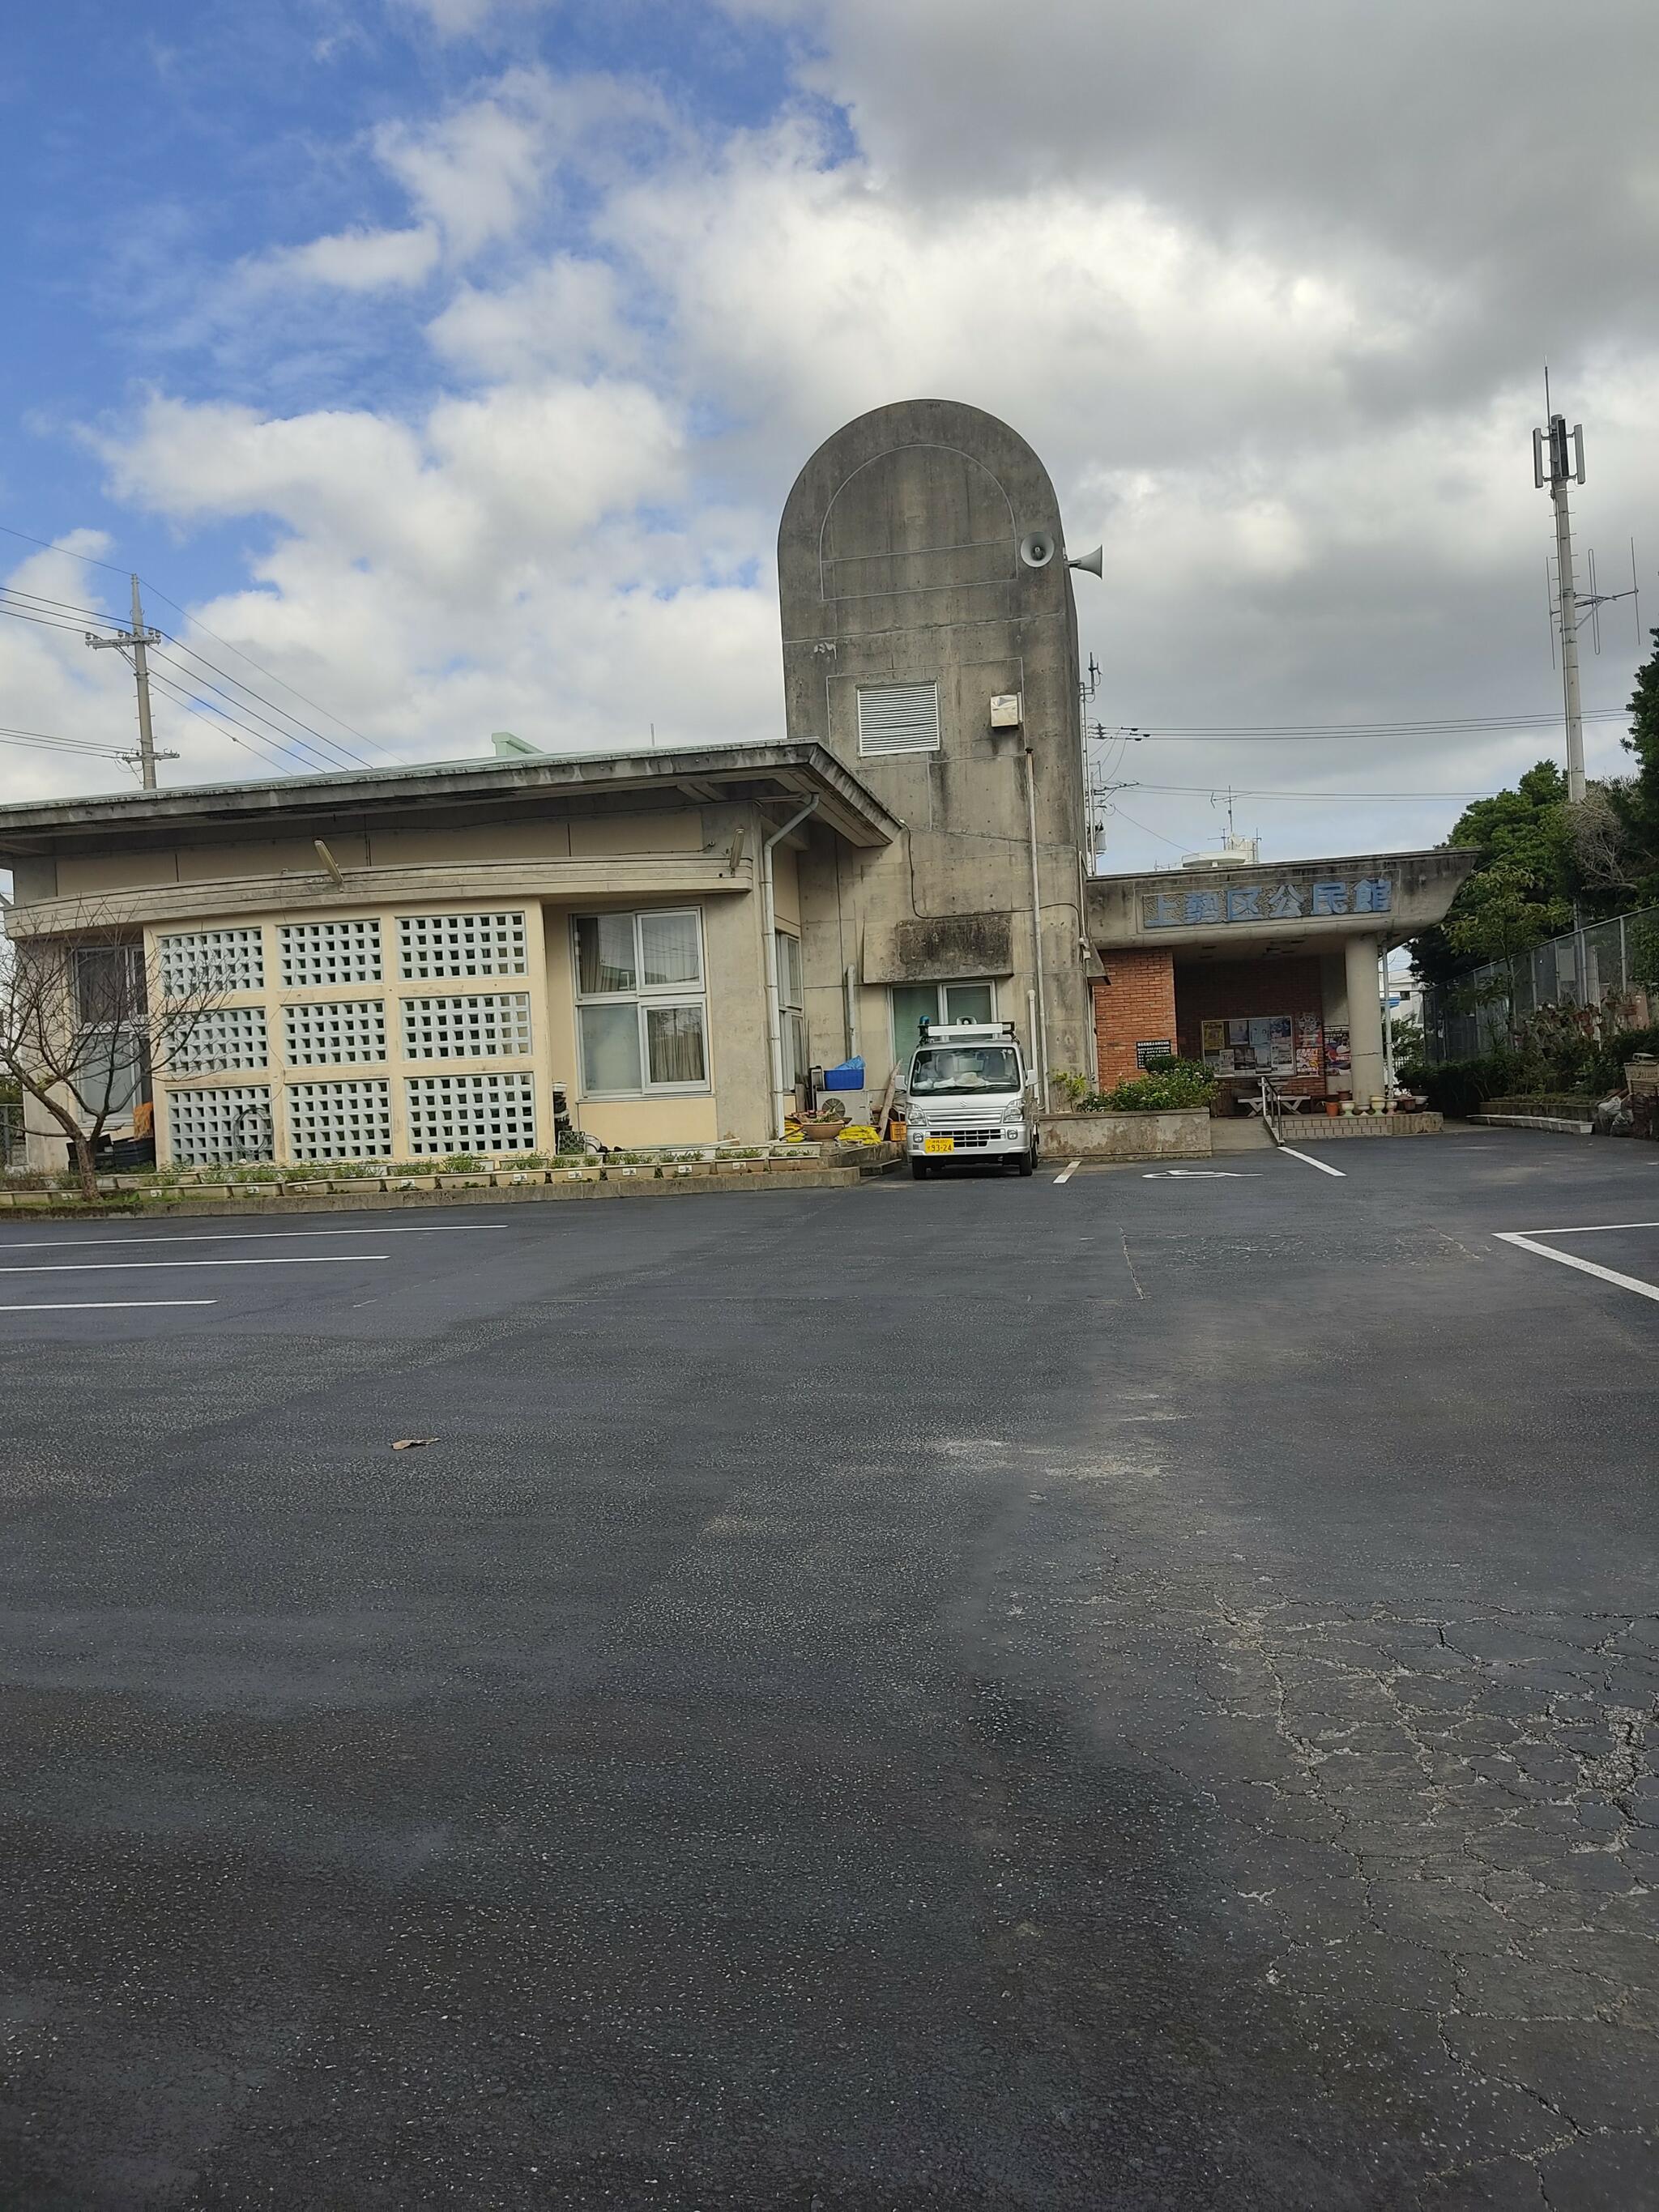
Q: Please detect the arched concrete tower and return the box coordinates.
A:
[778,398,1091,1098]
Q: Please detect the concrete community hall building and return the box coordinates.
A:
[0,399,1474,1173]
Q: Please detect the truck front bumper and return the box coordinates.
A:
[906,1129,1030,1161]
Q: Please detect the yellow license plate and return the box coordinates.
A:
[923,1136,955,1154]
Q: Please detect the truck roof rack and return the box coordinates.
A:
[916,1019,1019,1044]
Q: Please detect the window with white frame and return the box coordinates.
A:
[168,1084,273,1166]
[157,926,263,997]
[776,931,807,1090]
[401,992,532,1061]
[169,1004,269,1076]
[890,979,997,1059]
[284,999,387,1068]
[287,1078,394,1161]
[398,910,527,981]
[279,918,382,988]
[574,910,708,1095]
[856,681,940,757]
[72,943,147,1117]
[404,1071,537,1156]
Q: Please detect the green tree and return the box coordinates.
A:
[1442,861,1572,1038]
[1413,761,1573,986]
[1612,624,1659,903]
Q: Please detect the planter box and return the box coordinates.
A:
[1038,1109,1212,1160]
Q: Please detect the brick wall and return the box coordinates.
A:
[1091,950,1179,1089]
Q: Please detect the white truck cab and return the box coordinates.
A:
[898,1019,1040,1181]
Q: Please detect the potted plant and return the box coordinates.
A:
[800,1098,848,1142]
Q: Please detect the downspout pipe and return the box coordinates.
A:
[761,796,819,1140]
[1023,744,1051,1110]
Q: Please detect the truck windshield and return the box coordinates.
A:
[910,1046,1021,1096]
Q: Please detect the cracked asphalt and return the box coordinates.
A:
[2,1127,1657,2209]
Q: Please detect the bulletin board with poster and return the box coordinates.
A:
[1218,1014,1294,1073]
[1294,1011,1324,1076]
[1201,1020,1229,1072]
[1324,1025,1351,1079]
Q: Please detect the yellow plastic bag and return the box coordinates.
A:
[835,1124,880,1146]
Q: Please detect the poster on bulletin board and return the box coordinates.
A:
[1324,1025,1351,1076]
[1294,1010,1324,1075]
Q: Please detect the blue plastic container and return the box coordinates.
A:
[822,1057,865,1091]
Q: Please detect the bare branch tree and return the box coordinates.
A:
[0,904,228,1203]
[1567,784,1637,897]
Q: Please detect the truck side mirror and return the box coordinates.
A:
[1025,1072,1038,1095]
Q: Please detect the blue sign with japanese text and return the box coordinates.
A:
[1142,876,1393,930]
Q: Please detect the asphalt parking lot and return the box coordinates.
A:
[3,1128,1658,2210]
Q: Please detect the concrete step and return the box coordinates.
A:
[1209,1120,1275,1152]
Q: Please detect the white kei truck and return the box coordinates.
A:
[897,1020,1041,1180]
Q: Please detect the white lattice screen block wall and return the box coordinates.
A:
[279,918,383,987]
[287,1079,394,1161]
[157,927,264,997]
[168,1085,273,1165]
[398,911,528,980]
[284,999,388,1067]
[401,992,532,1060]
[405,1072,537,1155]
[169,1004,269,1076]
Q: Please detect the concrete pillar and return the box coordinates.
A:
[1318,951,1347,1097]
[1345,932,1385,1106]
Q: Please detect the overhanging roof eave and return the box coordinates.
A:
[0,739,902,858]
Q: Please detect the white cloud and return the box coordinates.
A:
[428,256,638,378]
[53,15,1659,869]
[249,224,441,293]
[390,0,554,38]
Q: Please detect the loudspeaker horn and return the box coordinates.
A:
[1019,530,1056,569]
[1067,545,1104,578]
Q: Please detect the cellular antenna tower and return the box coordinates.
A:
[1533,376,1589,803]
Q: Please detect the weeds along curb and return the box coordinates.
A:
[0,1156,901,1221]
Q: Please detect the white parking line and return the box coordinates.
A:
[1512,1220,1659,1236]
[1053,1160,1081,1184]
[0,1225,506,1252]
[0,1300,218,1312]
[1279,1148,1347,1178]
[1493,1231,1659,1305]
[0,1255,389,1275]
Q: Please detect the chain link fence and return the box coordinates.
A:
[1423,904,1659,1061]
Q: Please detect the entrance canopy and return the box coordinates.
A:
[1086,847,1476,960]
[1085,847,1477,1109]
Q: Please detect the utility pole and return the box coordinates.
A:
[85,574,171,790]
[1533,386,1587,803]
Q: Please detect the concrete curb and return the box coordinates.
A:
[1470,1114,1593,1136]
[0,1154,902,1220]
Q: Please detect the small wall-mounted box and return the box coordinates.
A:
[989,693,1023,729]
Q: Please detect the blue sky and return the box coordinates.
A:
[2,0,1656,865]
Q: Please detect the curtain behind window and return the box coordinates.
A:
[646,1004,706,1085]
[640,912,701,988]
[576,914,636,995]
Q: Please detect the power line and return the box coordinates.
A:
[146,640,372,775]
[0,583,120,624]
[0,600,94,639]
[1117,782,1503,802]
[140,582,402,766]
[0,724,134,760]
[143,666,317,778]
[1117,709,1632,739]
[2,521,399,772]
[0,521,132,578]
